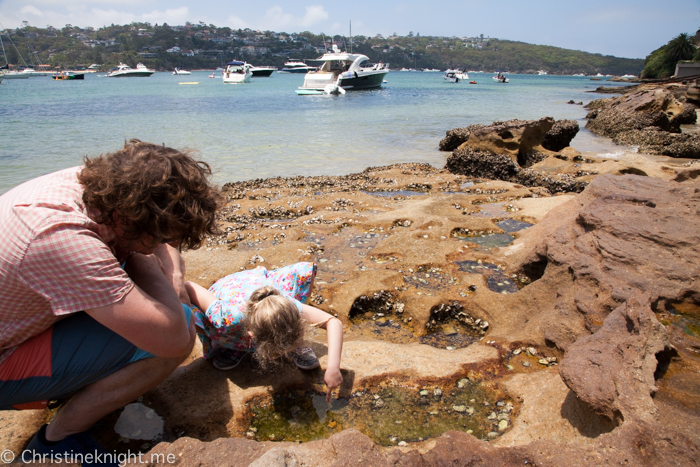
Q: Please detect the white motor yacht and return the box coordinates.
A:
[172,68,191,75]
[107,63,155,77]
[279,61,316,73]
[444,70,462,83]
[222,61,252,84]
[296,45,389,93]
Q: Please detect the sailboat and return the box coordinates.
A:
[0,34,29,79]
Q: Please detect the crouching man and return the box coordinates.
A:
[0,140,220,465]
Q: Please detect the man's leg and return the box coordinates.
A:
[45,348,190,441]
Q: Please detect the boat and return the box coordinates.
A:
[537,70,548,75]
[107,63,155,77]
[279,61,316,73]
[52,71,84,80]
[444,70,462,83]
[172,68,191,75]
[469,81,477,84]
[424,68,441,72]
[208,72,216,78]
[493,72,509,83]
[1,70,30,79]
[250,66,276,77]
[296,45,389,93]
[222,61,252,84]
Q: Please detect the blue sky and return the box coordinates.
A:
[1,0,698,59]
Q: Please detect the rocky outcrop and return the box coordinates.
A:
[462,118,554,160]
[502,174,700,351]
[559,294,674,423]
[542,119,580,152]
[585,85,700,158]
[438,124,487,152]
[444,119,589,192]
[612,128,700,159]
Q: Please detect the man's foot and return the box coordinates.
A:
[292,347,320,370]
[23,424,120,466]
[212,349,246,370]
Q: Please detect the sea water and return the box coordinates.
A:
[0,72,633,194]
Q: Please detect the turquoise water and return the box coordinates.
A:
[0,72,631,193]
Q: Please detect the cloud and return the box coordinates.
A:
[257,5,328,31]
[141,7,190,25]
[226,15,249,30]
[19,5,44,18]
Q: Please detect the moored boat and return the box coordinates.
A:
[172,68,191,75]
[279,61,316,73]
[52,71,84,80]
[250,66,276,77]
[296,46,389,93]
[222,61,252,84]
[444,70,462,83]
[107,63,155,77]
[1,69,30,80]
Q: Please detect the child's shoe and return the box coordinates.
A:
[292,347,320,370]
[213,349,246,370]
[24,424,120,466]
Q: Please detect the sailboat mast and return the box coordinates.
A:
[349,21,352,54]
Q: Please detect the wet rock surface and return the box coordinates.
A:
[585,84,700,158]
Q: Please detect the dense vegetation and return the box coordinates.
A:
[641,29,700,79]
[2,22,644,75]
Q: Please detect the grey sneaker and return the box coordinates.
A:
[213,349,246,370]
[292,347,320,370]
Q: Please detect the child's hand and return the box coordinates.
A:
[324,367,343,402]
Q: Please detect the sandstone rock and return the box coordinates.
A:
[438,124,486,152]
[584,86,700,158]
[558,294,673,423]
[612,128,700,159]
[459,118,554,162]
[542,119,580,152]
[499,174,700,351]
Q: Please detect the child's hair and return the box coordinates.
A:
[244,286,305,366]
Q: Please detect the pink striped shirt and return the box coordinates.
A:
[0,167,133,365]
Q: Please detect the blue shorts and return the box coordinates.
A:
[0,304,191,410]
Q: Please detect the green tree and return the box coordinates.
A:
[665,33,696,68]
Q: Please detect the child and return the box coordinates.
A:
[185,262,343,400]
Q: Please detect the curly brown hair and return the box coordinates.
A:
[244,286,306,367]
[78,139,221,249]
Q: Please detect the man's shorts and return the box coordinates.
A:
[0,305,192,410]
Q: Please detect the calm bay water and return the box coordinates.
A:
[0,71,632,194]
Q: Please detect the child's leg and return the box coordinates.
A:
[185,281,217,312]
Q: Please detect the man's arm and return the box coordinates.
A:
[85,253,193,358]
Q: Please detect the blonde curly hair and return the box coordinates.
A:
[244,286,305,367]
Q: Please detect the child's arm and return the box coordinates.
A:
[184,281,217,312]
[300,304,343,401]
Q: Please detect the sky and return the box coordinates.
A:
[1,0,699,59]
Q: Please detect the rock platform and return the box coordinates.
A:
[5,100,700,466]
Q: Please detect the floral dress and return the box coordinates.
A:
[193,262,316,359]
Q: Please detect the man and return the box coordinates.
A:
[0,140,220,464]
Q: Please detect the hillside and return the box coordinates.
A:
[2,23,644,75]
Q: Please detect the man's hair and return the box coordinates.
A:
[244,286,305,367]
[78,139,221,249]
